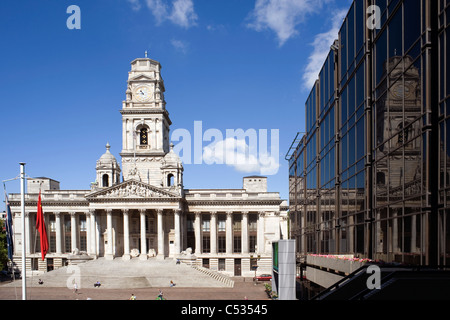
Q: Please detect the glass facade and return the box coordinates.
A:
[288,0,447,266]
[438,0,450,266]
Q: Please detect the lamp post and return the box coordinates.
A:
[19,162,26,300]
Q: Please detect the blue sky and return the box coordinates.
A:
[0,0,352,201]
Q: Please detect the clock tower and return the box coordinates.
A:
[120,56,183,191]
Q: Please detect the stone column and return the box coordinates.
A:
[194,212,202,254]
[86,211,91,256]
[411,214,417,253]
[150,119,156,150]
[89,209,97,257]
[44,212,51,253]
[226,211,233,254]
[393,211,399,252]
[174,209,181,255]
[157,209,164,259]
[156,118,161,150]
[140,209,147,260]
[182,211,187,251]
[55,212,62,255]
[106,209,114,260]
[210,211,217,254]
[122,209,130,260]
[257,211,265,254]
[70,212,77,253]
[242,211,249,254]
[25,212,31,254]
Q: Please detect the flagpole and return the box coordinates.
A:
[19,162,26,300]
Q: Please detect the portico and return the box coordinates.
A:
[85,179,184,260]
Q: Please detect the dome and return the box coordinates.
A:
[97,143,119,167]
[164,143,182,166]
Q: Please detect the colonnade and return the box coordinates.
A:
[16,209,267,259]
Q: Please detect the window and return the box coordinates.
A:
[140,128,148,145]
[102,174,109,187]
[218,220,226,232]
[377,171,386,185]
[202,219,210,232]
[249,218,257,232]
[80,216,87,232]
[218,258,225,271]
[50,217,56,232]
[340,18,347,81]
[404,0,421,52]
[375,29,387,85]
[146,217,155,233]
[234,236,241,253]
[397,122,411,146]
[202,237,210,253]
[356,118,365,161]
[389,9,403,59]
[187,217,194,232]
[249,235,257,253]
[218,236,226,253]
[233,217,241,232]
[167,174,174,186]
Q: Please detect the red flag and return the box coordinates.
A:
[36,190,48,261]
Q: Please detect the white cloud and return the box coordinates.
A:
[302,8,347,90]
[127,0,142,11]
[169,0,198,28]
[206,24,227,33]
[171,39,189,54]
[247,0,332,46]
[203,137,280,175]
[142,0,197,28]
[145,0,169,24]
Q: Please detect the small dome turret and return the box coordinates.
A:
[95,143,121,188]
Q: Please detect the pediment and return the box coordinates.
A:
[129,73,154,82]
[86,179,179,200]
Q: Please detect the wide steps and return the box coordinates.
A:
[2,258,233,289]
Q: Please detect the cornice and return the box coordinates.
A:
[87,197,182,203]
[9,200,89,207]
[186,199,283,206]
[120,109,168,115]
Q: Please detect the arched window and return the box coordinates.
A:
[397,121,411,146]
[102,174,109,187]
[140,128,148,145]
[167,174,174,187]
[376,172,385,185]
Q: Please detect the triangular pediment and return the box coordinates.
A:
[129,73,154,82]
[86,179,179,200]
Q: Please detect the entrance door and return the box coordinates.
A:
[234,258,241,276]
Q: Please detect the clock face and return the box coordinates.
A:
[134,85,152,102]
[392,84,409,99]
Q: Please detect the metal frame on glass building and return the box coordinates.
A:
[287,0,449,268]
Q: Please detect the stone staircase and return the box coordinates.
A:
[2,257,234,289]
[191,265,234,288]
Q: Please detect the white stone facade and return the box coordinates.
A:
[8,57,288,278]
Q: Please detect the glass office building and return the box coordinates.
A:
[288,0,449,267]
